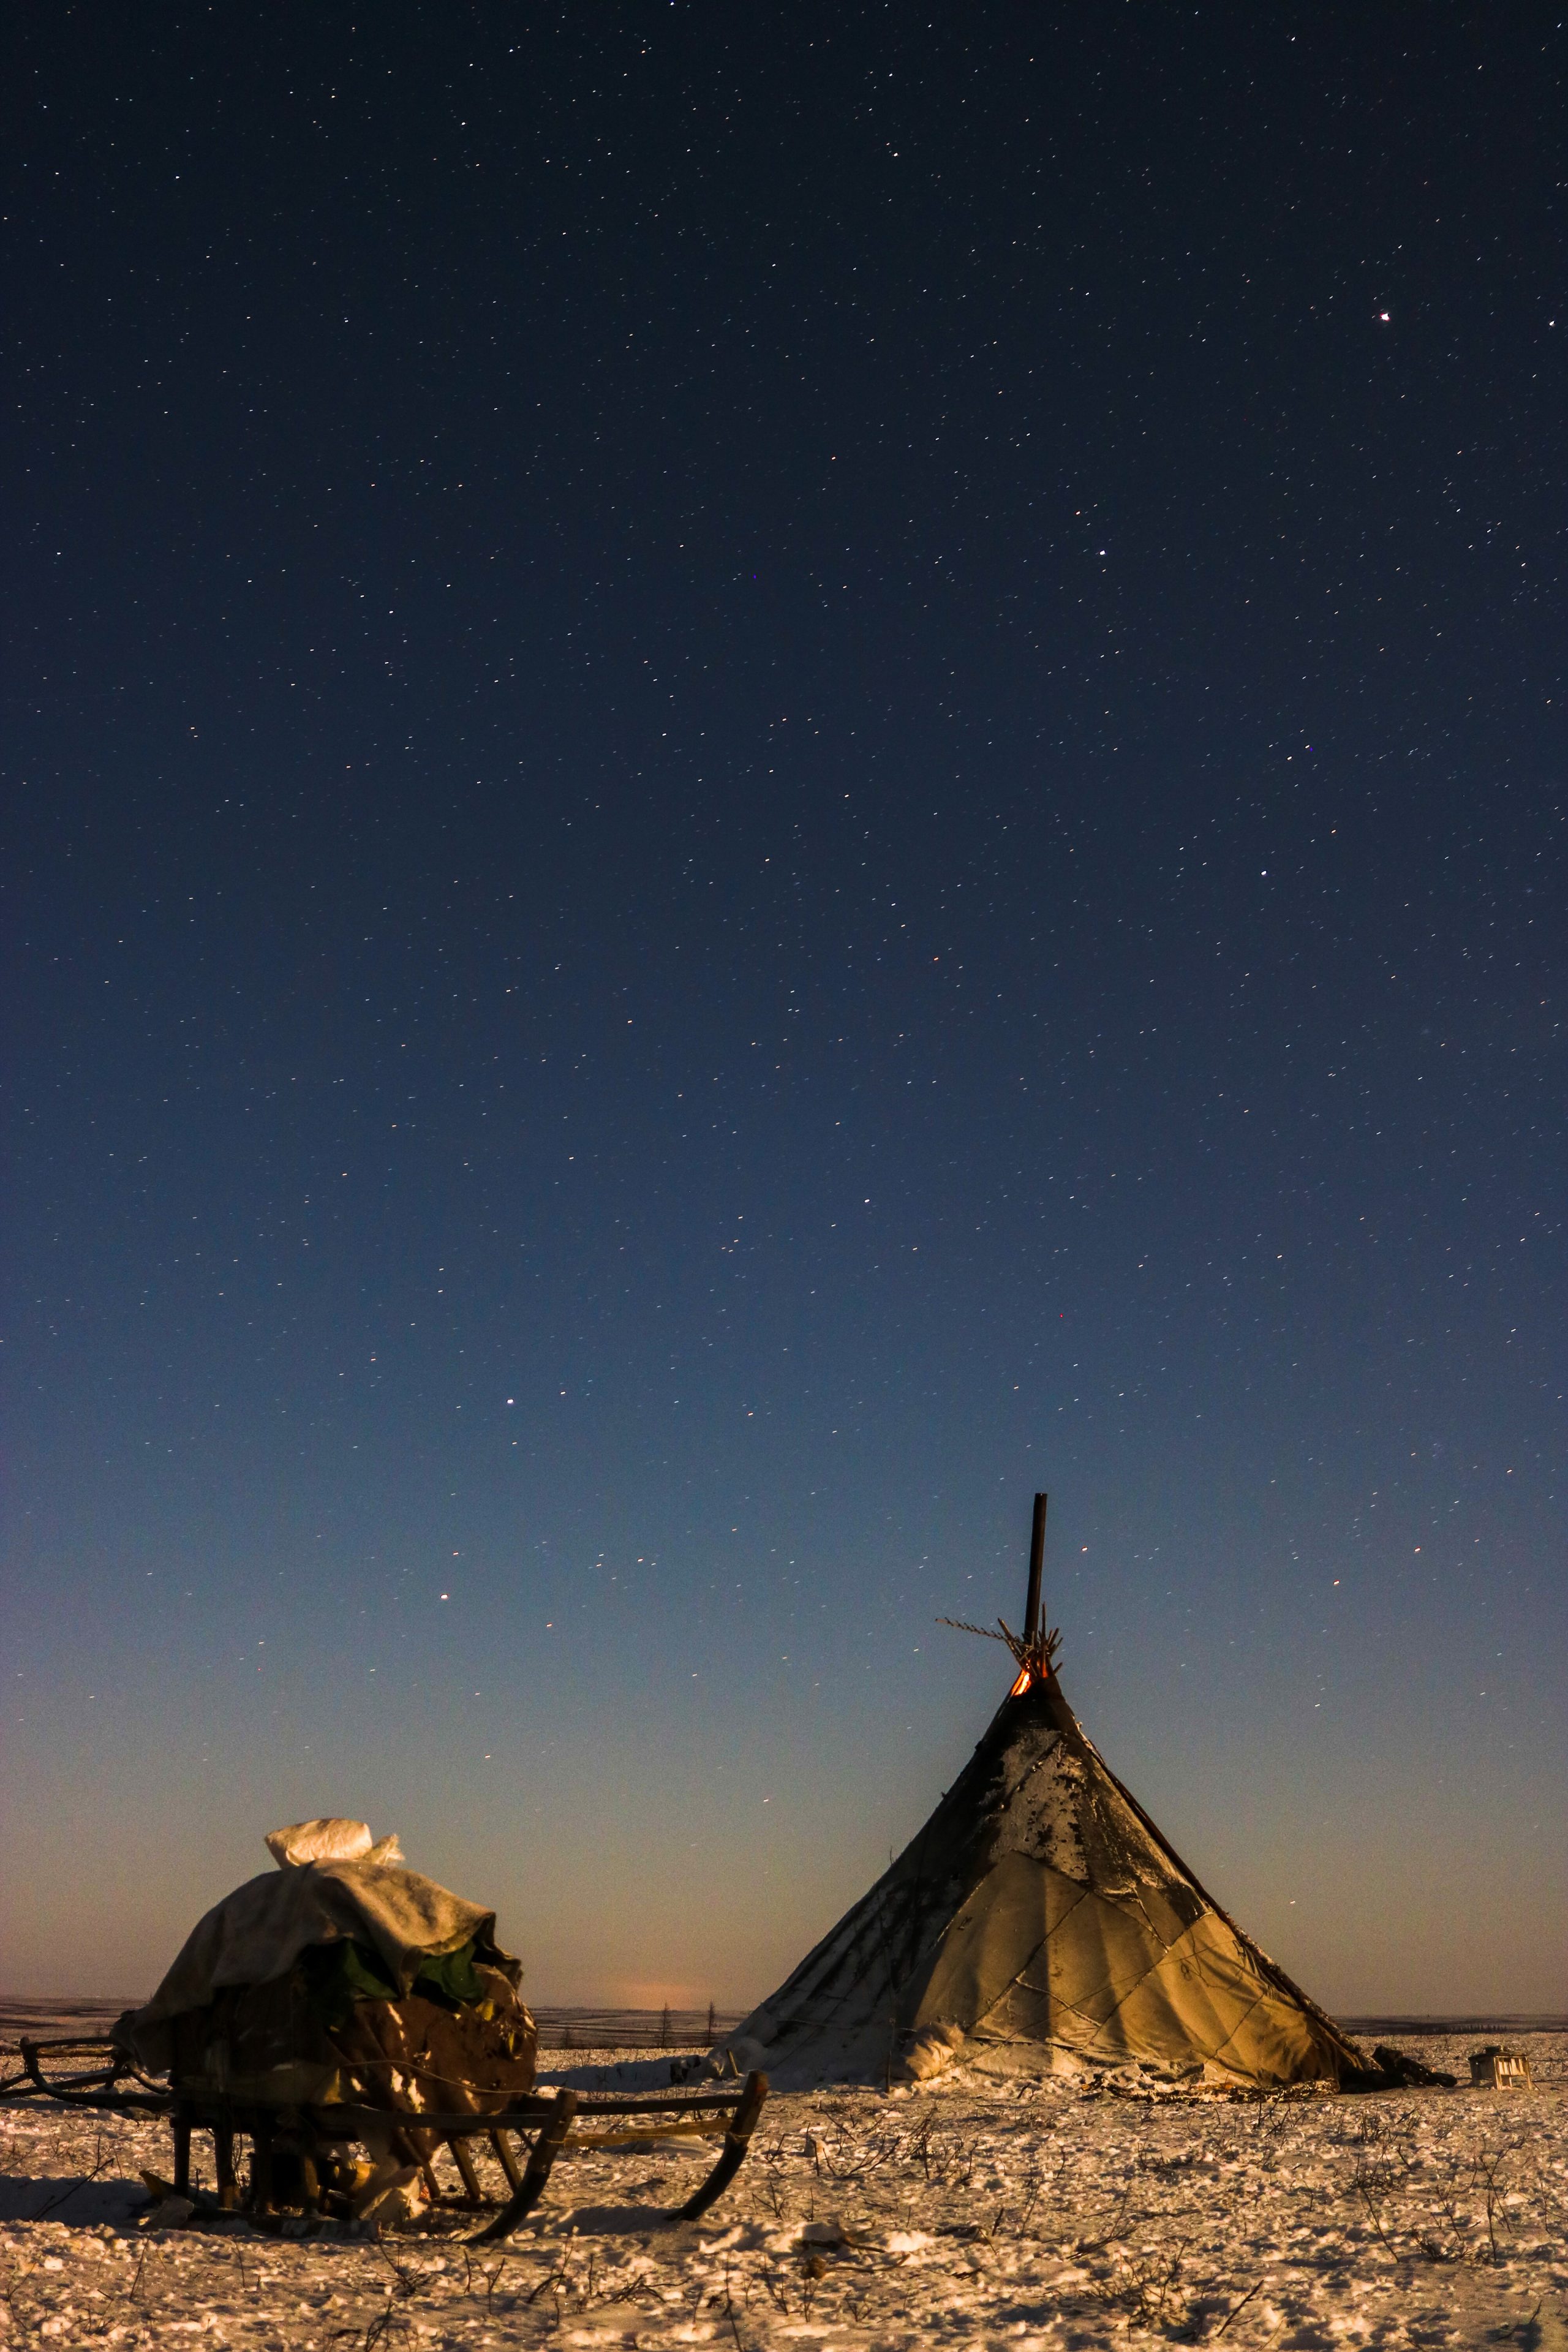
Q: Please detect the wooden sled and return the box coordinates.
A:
[4,2037,769,2237]
[3,2036,162,2111]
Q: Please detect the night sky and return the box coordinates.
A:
[5,7,1564,2016]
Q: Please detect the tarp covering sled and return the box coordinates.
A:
[114,1817,535,2121]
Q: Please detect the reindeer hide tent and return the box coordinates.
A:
[724,1501,1372,2092]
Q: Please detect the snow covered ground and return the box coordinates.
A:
[2,2032,1562,2348]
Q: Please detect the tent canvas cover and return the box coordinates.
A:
[728,1512,1369,2092]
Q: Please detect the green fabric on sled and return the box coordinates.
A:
[303,1934,488,2029]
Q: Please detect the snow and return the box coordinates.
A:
[2,2034,1563,2348]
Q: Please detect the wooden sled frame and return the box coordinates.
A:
[4,2038,769,2238]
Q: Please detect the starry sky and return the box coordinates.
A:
[4,7,1564,2016]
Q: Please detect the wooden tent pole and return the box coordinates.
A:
[1024,1492,1048,1646]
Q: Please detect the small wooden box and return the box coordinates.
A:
[1468,2045,1534,2089]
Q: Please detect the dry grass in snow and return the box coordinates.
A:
[1,2032,1564,2349]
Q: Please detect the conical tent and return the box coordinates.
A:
[729,1504,1369,2091]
